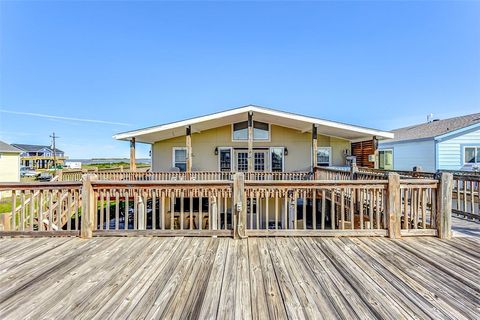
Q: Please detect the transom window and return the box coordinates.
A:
[464,147,480,165]
[232,121,270,141]
[172,147,187,172]
[316,147,331,167]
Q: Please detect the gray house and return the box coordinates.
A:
[379,113,480,172]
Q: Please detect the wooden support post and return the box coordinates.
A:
[0,213,11,231]
[138,193,145,230]
[350,162,358,180]
[386,173,401,239]
[233,173,246,239]
[130,138,137,171]
[211,195,218,231]
[247,111,253,172]
[312,124,318,170]
[81,174,97,239]
[186,126,192,172]
[436,172,453,239]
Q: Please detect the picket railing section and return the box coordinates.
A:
[243,180,388,236]
[0,172,452,239]
[452,175,480,221]
[88,180,233,236]
[0,182,82,235]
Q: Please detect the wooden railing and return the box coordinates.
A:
[355,167,479,221]
[60,170,312,182]
[0,172,452,239]
[87,180,233,236]
[452,174,480,221]
[0,182,82,235]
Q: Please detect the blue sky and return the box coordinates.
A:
[0,1,479,159]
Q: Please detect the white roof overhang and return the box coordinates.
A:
[113,105,394,144]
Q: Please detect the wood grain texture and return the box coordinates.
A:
[0,236,478,319]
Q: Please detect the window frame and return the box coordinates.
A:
[316,147,332,166]
[172,147,188,172]
[463,146,480,165]
[378,149,394,170]
[217,147,233,172]
[270,147,285,172]
[231,121,271,142]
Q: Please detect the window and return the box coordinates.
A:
[173,147,187,172]
[378,149,393,170]
[236,152,248,172]
[464,147,480,164]
[316,147,331,166]
[219,148,232,171]
[271,147,284,172]
[232,121,269,141]
[254,152,266,171]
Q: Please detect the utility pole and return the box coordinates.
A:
[50,132,60,169]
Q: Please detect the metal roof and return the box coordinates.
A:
[114,104,394,143]
[11,143,64,153]
[0,140,22,153]
[385,113,480,143]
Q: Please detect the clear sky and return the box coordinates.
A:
[0,1,479,159]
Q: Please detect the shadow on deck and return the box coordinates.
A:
[0,236,479,319]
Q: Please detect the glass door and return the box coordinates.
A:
[234,150,269,172]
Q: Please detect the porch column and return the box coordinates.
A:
[247,111,253,172]
[186,125,192,172]
[312,124,318,170]
[130,138,137,171]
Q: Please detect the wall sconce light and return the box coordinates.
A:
[214,147,218,155]
[284,148,288,156]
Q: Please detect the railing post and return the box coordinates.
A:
[436,172,453,239]
[0,213,11,231]
[233,173,246,239]
[138,193,146,230]
[350,162,358,180]
[386,173,401,239]
[211,195,218,232]
[81,174,97,239]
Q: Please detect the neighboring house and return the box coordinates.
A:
[0,140,21,182]
[11,144,66,169]
[379,113,480,172]
[114,105,393,172]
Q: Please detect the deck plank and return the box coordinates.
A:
[0,236,478,319]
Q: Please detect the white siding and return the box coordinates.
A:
[437,128,480,171]
[379,140,436,172]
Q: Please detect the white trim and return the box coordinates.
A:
[269,147,285,172]
[114,105,394,141]
[463,146,480,165]
[316,147,332,166]
[231,121,271,142]
[217,147,233,172]
[172,147,187,170]
[378,148,394,170]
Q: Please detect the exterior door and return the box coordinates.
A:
[234,150,268,172]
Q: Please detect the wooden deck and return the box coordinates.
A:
[0,236,479,319]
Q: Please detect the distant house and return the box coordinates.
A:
[114,105,393,172]
[379,113,480,172]
[0,140,21,182]
[12,144,66,169]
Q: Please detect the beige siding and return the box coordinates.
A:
[152,124,350,171]
[0,152,20,182]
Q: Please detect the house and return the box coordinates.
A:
[0,140,21,183]
[378,112,480,172]
[12,143,66,170]
[114,105,393,172]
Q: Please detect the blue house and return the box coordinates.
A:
[378,113,480,172]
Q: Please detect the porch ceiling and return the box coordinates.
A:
[114,105,394,144]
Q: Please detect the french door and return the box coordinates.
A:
[234,150,268,172]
